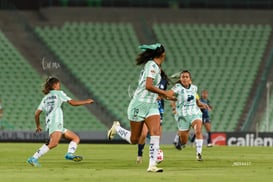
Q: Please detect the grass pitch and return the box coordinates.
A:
[1,143,273,182]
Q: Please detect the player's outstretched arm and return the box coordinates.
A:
[68,99,94,106]
[196,99,210,110]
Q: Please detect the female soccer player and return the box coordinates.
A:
[169,70,209,161]
[136,70,169,164]
[27,77,94,167]
[107,43,174,172]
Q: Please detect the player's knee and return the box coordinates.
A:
[73,136,80,144]
[195,127,203,138]
[48,142,58,149]
[195,130,202,137]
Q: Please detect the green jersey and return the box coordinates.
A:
[171,84,202,117]
[133,60,161,103]
[37,90,71,131]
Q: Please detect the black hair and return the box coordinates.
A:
[161,69,169,85]
[136,45,165,65]
[180,70,192,79]
[176,70,192,84]
[42,77,60,94]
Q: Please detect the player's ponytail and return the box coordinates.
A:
[42,77,60,94]
[136,43,165,65]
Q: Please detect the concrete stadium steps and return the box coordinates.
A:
[0,30,106,131]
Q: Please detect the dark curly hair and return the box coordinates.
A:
[42,77,60,94]
[176,70,192,84]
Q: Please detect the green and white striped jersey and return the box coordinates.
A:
[171,84,202,117]
[133,60,161,103]
[37,90,71,129]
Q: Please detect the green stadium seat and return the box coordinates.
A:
[152,23,271,131]
[35,22,140,129]
[0,30,106,131]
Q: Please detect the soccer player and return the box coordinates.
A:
[107,43,174,172]
[191,90,213,147]
[27,77,94,167]
[169,70,209,161]
[136,70,169,164]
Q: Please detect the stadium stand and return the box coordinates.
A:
[0,30,106,131]
[153,23,272,131]
[34,21,272,131]
[1,4,273,133]
[35,22,140,129]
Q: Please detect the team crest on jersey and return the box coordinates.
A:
[150,69,156,74]
[187,95,194,102]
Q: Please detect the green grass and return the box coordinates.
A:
[1,143,273,182]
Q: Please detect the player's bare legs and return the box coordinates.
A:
[192,119,203,161]
[177,130,189,149]
[63,130,83,162]
[145,115,163,172]
[47,131,62,149]
[136,124,149,164]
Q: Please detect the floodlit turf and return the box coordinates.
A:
[1,143,273,182]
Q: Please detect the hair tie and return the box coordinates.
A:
[138,43,161,51]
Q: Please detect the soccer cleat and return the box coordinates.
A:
[107,121,120,140]
[65,153,83,162]
[196,153,203,161]
[207,143,213,147]
[174,141,182,150]
[27,157,41,167]
[174,141,186,151]
[174,137,185,150]
[147,165,163,173]
[136,156,143,164]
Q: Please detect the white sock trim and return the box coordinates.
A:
[195,139,203,154]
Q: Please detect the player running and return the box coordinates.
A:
[169,70,209,161]
[27,77,94,167]
[136,70,169,164]
[107,43,174,172]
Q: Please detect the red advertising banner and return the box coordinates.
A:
[211,133,227,146]
[211,132,273,146]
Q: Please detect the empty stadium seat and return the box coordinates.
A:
[34,22,271,132]
[35,22,140,129]
[153,23,271,131]
[0,31,106,131]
